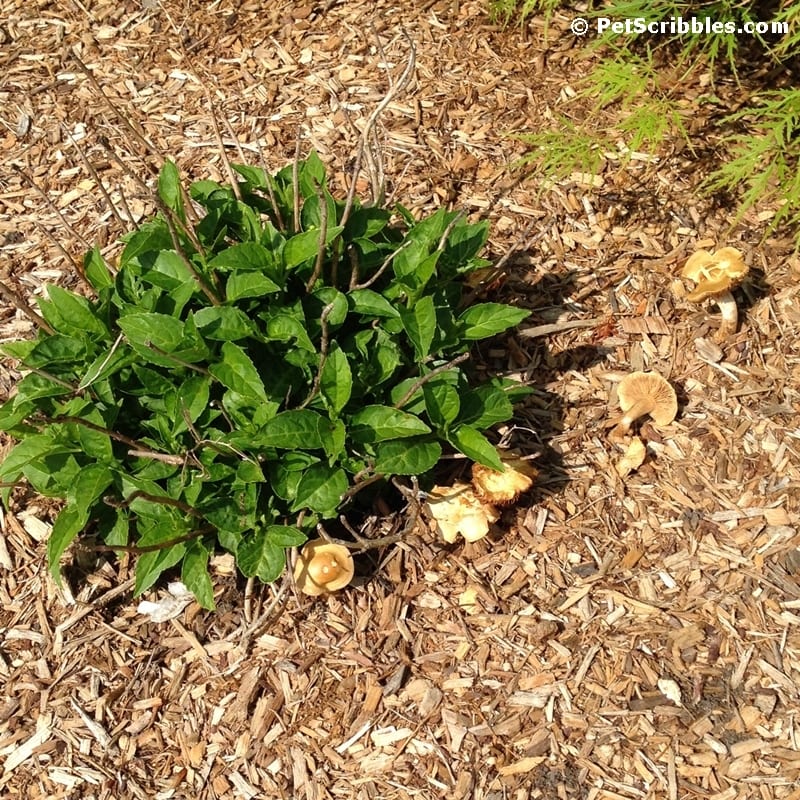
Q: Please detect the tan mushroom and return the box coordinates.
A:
[426,482,500,544]
[615,436,647,477]
[679,247,748,341]
[611,371,677,439]
[472,455,538,506]
[293,538,354,596]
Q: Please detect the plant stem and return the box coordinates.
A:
[0,280,55,334]
[620,397,655,431]
[305,180,329,292]
[393,353,470,409]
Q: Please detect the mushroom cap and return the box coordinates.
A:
[293,539,354,596]
[426,482,499,544]
[681,247,748,302]
[617,371,678,426]
[472,457,538,506]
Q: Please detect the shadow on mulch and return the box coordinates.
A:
[503,269,610,505]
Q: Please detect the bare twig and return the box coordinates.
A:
[350,238,412,291]
[292,132,302,233]
[299,302,335,408]
[127,450,186,466]
[33,221,92,286]
[78,333,124,390]
[72,52,161,170]
[339,472,386,504]
[305,180,329,292]
[98,135,152,195]
[460,218,543,307]
[63,124,126,228]
[203,84,243,203]
[0,279,55,334]
[437,211,465,252]
[139,342,211,374]
[340,31,417,225]
[517,318,603,338]
[50,415,150,450]
[393,353,470,409]
[103,490,203,518]
[27,369,79,391]
[83,526,214,554]
[156,202,221,305]
[10,165,92,251]
[317,519,405,551]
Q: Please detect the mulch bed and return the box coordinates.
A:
[1,1,799,798]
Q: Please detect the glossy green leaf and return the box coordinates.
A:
[459,385,514,428]
[134,540,187,596]
[209,241,279,273]
[157,159,185,221]
[264,312,316,352]
[208,342,268,404]
[237,527,287,583]
[78,344,133,390]
[400,295,436,360]
[423,383,460,430]
[182,539,215,610]
[320,346,352,415]
[143,250,195,290]
[374,438,442,475]
[265,525,307,547]
[348,289,400,319]
[0,434,66,485]
[283,225,344,269]
[84,245,114,291]
[320,418,346,463]
[225,271,281,301]
[69,464,113,512]
[193,306,255,340]
[25,336,86,369]
[118,312,185,352]
[172,375,211,435]
[350,405,431,443]
[47,503,89,585]
[447,425,504,470]
[42,285,108,338]
[255,409,327,449]
[119,218,173,269]
[291,464,348,515]
[458,303,530,340]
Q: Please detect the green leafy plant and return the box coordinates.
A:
[0,153,530,608]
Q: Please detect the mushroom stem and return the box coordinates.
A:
[714,290,738,341]
[618,397,655,432]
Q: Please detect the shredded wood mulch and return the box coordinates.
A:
[2,1,799,798]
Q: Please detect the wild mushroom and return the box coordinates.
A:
[615,436,647,478]
[611,371,677,439]
[426,482,500,544]
[293,538,354,596]
[679,247,748,341]
[472,455,538,506]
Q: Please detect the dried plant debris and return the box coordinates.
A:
[425,482,500,544]
[615,436,647,477]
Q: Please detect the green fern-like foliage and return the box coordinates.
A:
[514,117,611,181]
[491,0,800,244]
[703,89,800,234]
